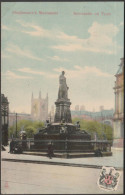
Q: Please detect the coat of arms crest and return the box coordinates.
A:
[97,166,120,191]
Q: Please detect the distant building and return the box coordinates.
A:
[75,105,79,111]
[113,58,124,148]
[100,106,104,112]
[71,109,114,126]
[48,105,55,123]
[1,94,9,146]
[9,112,32,127]
[31,91,48,121]
[50,105,55,122]
[80,105,85,111]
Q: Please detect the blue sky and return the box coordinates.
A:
[1,2,124,113]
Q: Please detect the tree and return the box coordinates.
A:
[8,120,44,138]
[25,126,36,138]
[72,118,113,141]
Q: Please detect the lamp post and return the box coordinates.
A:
[16,113,17,138]
[48,112,51,123]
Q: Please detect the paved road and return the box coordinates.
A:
[1,161,123,194]
[2,147,123,169]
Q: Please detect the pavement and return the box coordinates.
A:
[1,146,124,170]
[1,161,123,194]
[1,146,124,194]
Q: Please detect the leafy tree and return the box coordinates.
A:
[73,118,113,141]
[8,120,44,138]
[25,126,36,138]
[8,118,113,141]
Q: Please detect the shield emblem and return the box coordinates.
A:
[97,166,120,191]
[104,174,114,185]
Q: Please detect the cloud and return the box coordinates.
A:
[3,71,33,79]
[52,44,84,52]
[18,68,46,76]
[16,20,120,54]
[54,65,112,78]
[1,52,11,59]
[18,67,58,78]
[1,25,11,31]
[52,22,120,54]
[119,22,124,26]
[48,55,69,61]
[5,44,44,61]
[56,31,82,42]
[16,20,52,37]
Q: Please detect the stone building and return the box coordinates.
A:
[50,105,55,122]
[9,112,32,127]
[1,94,9,146]
[113,58,124,148]
[71,109,114,126]
[75,105,79,111]
[80,105,85,111]
[100,106,104,112]
[31,91,48,122]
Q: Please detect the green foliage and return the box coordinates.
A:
[9,120,44,138]
[72,118,113,141]
[9,118,113,141]
[25,126,36,138]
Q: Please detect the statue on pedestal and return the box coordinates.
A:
[54,71,72,123]
[58,71,69,100]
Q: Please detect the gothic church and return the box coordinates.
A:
[31,91,48,122]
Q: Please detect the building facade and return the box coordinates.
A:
[31,91,48,122]
[9,112,32,127]
[1,94,9,146]
[75,105,79,111]
[80,105,85,111]
[113,58,124,148]
[71,109,114,126]
[49,105,55,123]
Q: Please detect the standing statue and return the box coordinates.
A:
[58,71,69,99]
[54,71,72,123]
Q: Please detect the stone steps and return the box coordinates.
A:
[22,151,112,158]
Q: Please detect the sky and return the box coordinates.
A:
[1,2,124,114]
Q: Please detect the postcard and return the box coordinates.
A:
[1,1,124,194]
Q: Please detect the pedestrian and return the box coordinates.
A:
[47,142,54,159]
[8,139,15,153]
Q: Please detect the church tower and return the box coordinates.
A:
[31,91,48,122]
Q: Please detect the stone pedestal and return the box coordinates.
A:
[54,98,72,123]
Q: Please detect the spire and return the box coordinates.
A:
[39,90,41,99]
[46,92,48,99]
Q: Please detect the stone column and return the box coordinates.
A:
[54,99,72,123]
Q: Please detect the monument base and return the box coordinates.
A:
[54,99,72,123]
[32,123,112,157]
